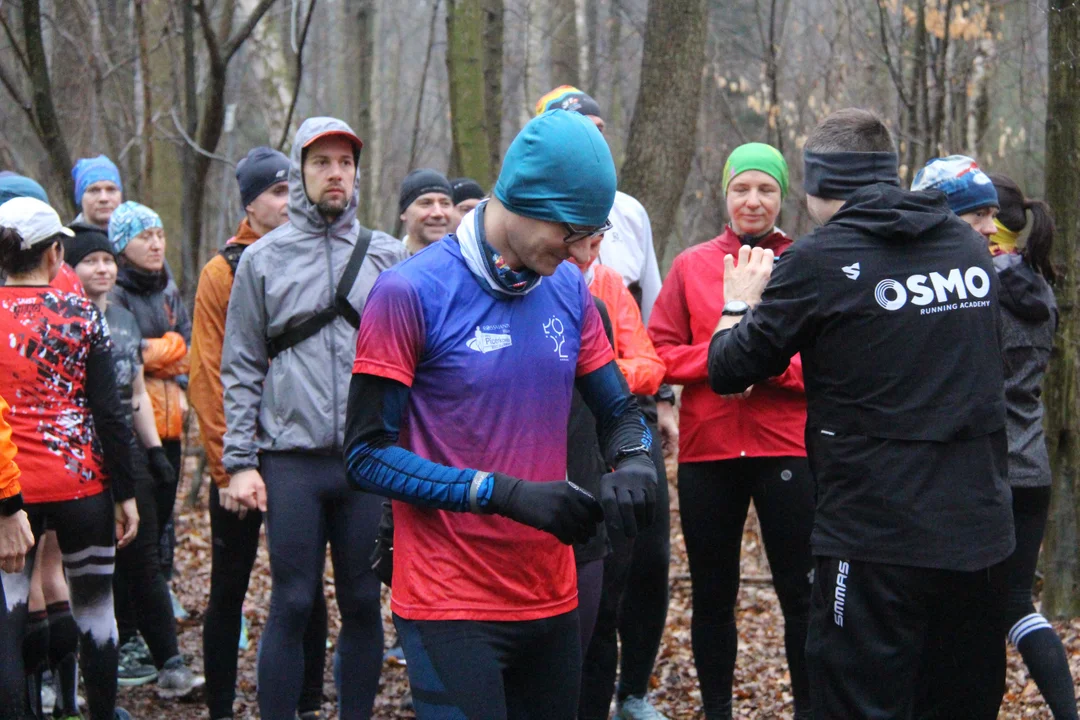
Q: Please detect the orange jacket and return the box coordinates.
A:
[587,264,666,396]
[0,394,21,502]
[142,331,188,440]
[189,220,260,488]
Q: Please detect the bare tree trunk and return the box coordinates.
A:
[353,0,375,226]
[398,0,443,237]
[549,0,579,87]
[21,0,76,216]
[760,0,790,154]
[904,0,926,186]
[619,0,707,262]
[521,0,548,125]
[178,0,277,302]
[482,0,503,174]
[133,0,153,206]
[584,0,599,91]
[930,0,952,157]
[1041,0,1080,618]
[445,0,503,188]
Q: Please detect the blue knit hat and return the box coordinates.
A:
[494,110,616,227]
[109,201,162,255]
[911,155,998,215]
[0,173,48,205]
[72,155,122,205]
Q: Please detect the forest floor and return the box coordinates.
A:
[118,454,1080,719]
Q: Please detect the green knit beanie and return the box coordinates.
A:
[722,142,790,199]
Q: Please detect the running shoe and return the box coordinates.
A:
[114,709,132,720]
[156,655,206,698]
[117,638,158,687]
[296,712,322,720]
[40,678,56,715]
[616,695,670,720]
[383,645,407,667]
[124,633,153,665]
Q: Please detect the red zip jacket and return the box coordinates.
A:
[648,226,806,462]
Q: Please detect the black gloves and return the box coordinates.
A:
[147,446,176,487]
[487,473,603,545]
[369,501,395,587]
[599,454,657,537]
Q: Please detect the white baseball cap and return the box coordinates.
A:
[0,197,74,250]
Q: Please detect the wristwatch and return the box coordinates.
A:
[721,300,750,317]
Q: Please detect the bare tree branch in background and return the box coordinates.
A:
[407,0,443,173]
[619,0,707,262]
[177,0,277,302]
[276,0,319,150]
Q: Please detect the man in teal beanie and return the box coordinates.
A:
[345,107,654,719]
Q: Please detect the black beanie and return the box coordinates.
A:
[450,177,485,205]
[399,169,452,214]
[237,146,290,208]
[64,225,114,267]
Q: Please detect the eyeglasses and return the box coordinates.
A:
[562,218,613,244]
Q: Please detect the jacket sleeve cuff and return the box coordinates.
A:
[0,491,23,516]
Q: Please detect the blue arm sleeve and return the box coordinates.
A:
[343,372,494,511]
[575,360,653,468]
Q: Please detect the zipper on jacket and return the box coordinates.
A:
[324,228,340,450]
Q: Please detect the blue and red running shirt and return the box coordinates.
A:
[352,238,614,621]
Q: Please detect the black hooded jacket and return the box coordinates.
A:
[995,253,1057,488]
[708,183,1014,571]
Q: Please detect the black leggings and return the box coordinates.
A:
[1005,486,1078,719]
[113,469,179,666]
[678,457,814,719]
[157,439,182,579]
[395,610,581,719]
[258,452,383,720]
[579,438,670,718]
[1,492,119,720]
[204,483,327,719]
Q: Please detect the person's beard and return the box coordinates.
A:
[316,189,349,218]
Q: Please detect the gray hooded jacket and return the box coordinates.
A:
[221,118,407,473]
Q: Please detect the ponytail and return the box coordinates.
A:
[988,173,1058,285]
[1022,198,1057,285]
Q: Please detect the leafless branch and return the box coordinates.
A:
[0,11,30,74]
[276,0,318,150]
[224,0,277,61]
[170,107,235,166]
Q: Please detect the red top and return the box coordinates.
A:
[647,226,807,462]
[53,264,85,296]
[0,287,110,503]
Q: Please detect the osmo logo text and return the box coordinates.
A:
[874,268,991,312]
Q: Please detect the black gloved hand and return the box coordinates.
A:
[369,501,394,587]
[600,454,657,537]
[147,446,176,487]
[486,473,604,545]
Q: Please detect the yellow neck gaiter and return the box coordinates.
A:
[988,217,1020,257]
